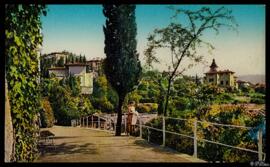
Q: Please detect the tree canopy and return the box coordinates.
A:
[144,6,238,116]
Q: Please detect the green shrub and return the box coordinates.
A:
[142,104,264,162]
[49,83,80,126]
[249,93,265,99]
[173,97,189,110]
[254,85,265,94]
[137,103,158,113]
[40,98,55,128]
[215,93,234,104]
[250,98,265,104]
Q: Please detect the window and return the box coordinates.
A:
[226,81,229,85]
[209,78,214,82]
[220,81,224,85]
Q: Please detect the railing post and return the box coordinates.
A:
[124,113,127,134]
[87,116,89,128]
[147,127,150,142]
[98,116,100,129]
[258,128,263,161]
[162,116,165,147]
[114,114,116,131]
[92,115,93,128]
[108,115,111,131]
[193,119,197,158]
[140,116,142,138]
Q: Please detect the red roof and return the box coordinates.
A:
[205,69,235,74]
[86,59,103,63]
[48,67,66,70]
[218,70,235,74]
[237,80,248,83]
[65,63,87,66]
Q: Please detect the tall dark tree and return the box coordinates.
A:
[103,5,141,136]
[71,56,75,63]
[82,55,86,63]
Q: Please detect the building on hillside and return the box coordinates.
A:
[66,63,88,75]
[66,63,93,94]
[42,51,69,62]
[204,59,238,89]
[86,58,103,78]
[237,80,252,89]
[48,63,93,94]
[48,67,67,79]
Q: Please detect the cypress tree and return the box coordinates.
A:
[83,56,86,63]
[103,4,141,136]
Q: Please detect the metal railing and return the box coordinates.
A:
[71,114,266,161]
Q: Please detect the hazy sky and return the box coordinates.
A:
[41,5,265,76]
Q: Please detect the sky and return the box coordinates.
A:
[41,5,265,76]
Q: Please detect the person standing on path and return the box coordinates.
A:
[126,101,139,135]
[128,101,139,135]
[126,101,133,135]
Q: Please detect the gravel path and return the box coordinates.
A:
[36,126,205,162]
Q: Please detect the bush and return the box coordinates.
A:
[215,93,234,104]
[142,104,264,162]
[40,98,55,128]
[137,104,151,113]
[49,83,80,126]
[249,93,265,99]
[173,97,190,110]
[255,85,265,94]
[250,98,265,104]
[78,96,94,116]
[137,103,158,113]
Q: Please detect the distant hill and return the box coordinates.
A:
[237,74,265,84]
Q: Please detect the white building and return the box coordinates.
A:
[48,63,93,94]
[48,67,66,79]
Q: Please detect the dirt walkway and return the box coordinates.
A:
[36,126,205,162]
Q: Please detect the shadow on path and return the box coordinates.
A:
[133,139,188,156]
[39,142,97,156]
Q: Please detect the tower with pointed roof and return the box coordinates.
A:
[210,59,218,71]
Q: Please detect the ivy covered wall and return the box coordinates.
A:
[5,4,47,162]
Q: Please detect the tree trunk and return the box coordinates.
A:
[163,78,172,116]
[115,95,124,136]
[5,78,14,162]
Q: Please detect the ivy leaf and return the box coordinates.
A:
[14,35,22,46]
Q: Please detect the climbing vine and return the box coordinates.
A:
[5,4,47,162]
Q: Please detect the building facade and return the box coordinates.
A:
[48,67,66,79]
[48,63,93,94]
[86,58,103,78]
[42,51,69,62]
[204,59,238,89]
